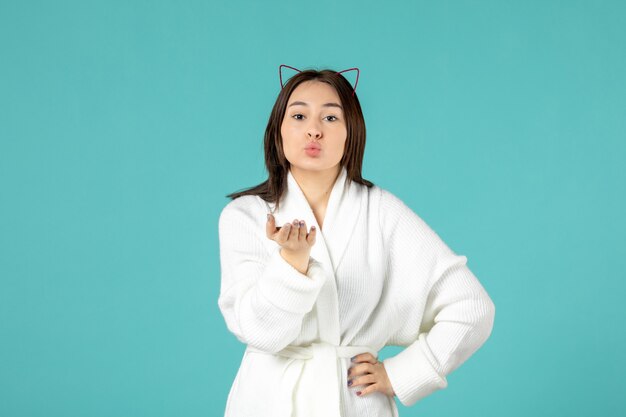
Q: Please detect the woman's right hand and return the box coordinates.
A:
[266,213,317,274]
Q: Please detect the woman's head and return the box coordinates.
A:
[280,79,347,177]
[268,69,367,181]
[226,67,373,207]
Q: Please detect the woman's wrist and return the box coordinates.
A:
[279,248,310,275]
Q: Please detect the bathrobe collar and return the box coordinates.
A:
[267,165,364,344]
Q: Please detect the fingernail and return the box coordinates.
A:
[348,380,353,386]
[267,213,271,221]
[350,356,356,361]
[311,225,316,230]
[356,391,362,396]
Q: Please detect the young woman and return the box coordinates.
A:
[217,65,496,417]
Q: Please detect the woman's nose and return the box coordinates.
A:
[307,124,322,139]
[306,119,322,139]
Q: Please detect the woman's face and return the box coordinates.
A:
[280,80,347,174]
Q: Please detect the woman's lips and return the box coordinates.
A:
[305,142,321,157]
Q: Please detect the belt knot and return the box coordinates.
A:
[246,342,379,417]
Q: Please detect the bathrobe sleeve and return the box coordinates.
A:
[379,190,496,407]
[217,198,327,353]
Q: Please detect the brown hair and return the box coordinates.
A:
[226,67,374,211]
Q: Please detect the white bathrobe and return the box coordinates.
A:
[217,166,495,417]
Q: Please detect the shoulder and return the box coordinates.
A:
[376,186,412,211]
[218,195,266,227]
[374,185,446,248]
[372,185,423,225]
[365,183,410,208]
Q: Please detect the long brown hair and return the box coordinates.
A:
[226,67,374,211]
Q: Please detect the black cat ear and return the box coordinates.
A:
[336,67,360,96]
[279,64,302,89]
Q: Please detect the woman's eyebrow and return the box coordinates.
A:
[288,101,343,110]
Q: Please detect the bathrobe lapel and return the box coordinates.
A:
[267,166,363,345]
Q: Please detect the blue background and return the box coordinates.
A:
[1,0,624,416]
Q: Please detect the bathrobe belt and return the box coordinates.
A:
[246,342,379,417]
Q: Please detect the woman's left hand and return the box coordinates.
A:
[348,353,396,398]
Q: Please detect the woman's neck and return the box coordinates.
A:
[289,165,341,208]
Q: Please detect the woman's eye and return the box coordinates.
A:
[291,114,338,121]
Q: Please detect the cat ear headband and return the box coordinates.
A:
[279,64,360,96]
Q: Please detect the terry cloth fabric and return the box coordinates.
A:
[217,166,496,416]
